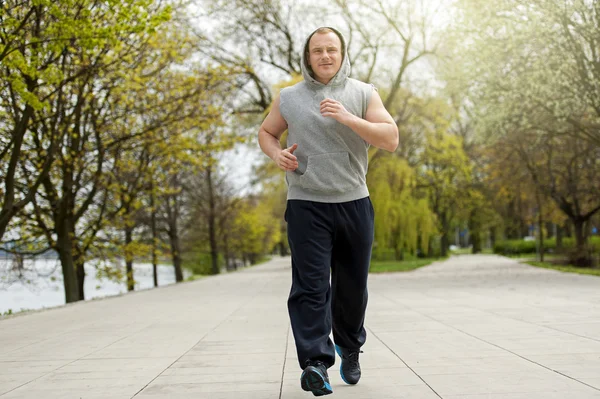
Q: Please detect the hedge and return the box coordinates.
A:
[494,236,600,255]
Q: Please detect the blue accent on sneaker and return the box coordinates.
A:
[300,361,333,396]
[335,344,342,356]
[335,345,350,384]
[335,344,362,385]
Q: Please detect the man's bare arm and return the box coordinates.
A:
[320,90,399,152]
[258,95,299,171]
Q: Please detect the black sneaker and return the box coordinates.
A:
[300,360,333,396]
[335,345,363,385]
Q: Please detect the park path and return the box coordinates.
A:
[1,254,599,398]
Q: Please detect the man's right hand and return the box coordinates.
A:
[275,143,299,171]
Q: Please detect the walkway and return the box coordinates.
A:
[1,255,599,398]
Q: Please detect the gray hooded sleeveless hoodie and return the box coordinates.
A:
[279,27,375,203]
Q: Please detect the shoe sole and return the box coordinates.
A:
[300,366,333,396]
[335,344,359,385]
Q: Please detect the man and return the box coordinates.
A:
[258,27,398,396]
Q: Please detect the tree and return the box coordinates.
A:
[418,128,472,257]
[450,0,600,264]
[183,128,244,275]
[196,0,303,115]
[511,127,600,265]
[107,144,152,291]
[0,0,169,240]
[4,1,230,303]
[229,197,281,265]
[368,154,436,260]
[333,0,442,106]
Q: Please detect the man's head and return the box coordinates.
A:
[305,27,345,85]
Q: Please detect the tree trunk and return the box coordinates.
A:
[76,258,85,301]
[572,218,591,267]
[173,251,184,282]
[206,167,219,275]
[150,184,158,287]
[564,221,572,237]
[470,213,482,254]
[556,223,563,252]
[537,204,544,262]
[394,247,404,261]
[573,219,585,252]
[223,232,233,270]
[0,101,35,241]
[152,251,158,287]
[169,229,184,282]
[490,227,496,249]
[471,232,482,254]
[428,236,435,257]
[441,232,449,257]
[56,221,79,303]
[417,233,424,257]
[440,216,449,257]
[125,226,134,291]
[278,241,285,257]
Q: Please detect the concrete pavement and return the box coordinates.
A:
[1,254,599,398]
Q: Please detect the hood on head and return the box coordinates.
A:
[301,26,351,88]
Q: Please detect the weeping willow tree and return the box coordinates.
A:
[368,155,437,260]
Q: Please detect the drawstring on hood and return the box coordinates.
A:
[301,27,351,88]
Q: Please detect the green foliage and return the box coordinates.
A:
[525,261,600,277]
[371,248,400,262]
[1,0,241,301]
[369,258,440,273]
[448,0,600,266]
[368,155,437,260]
[494,240,545,255]
[494,237,600,255]
[229,200,281,261]
[416,126,474,257]
[1,0,172,111]
[252,256,272,266]
[185,275,206,282]
[183,252,225,275]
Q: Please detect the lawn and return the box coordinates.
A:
[450,247,494,255]
[369,258,440,273]
[507,254,562,261]
[185,274,206,282]
[524,261,600,277]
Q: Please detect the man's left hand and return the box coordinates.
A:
[320,99,355,125]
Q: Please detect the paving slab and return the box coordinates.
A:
[1,254,599,398]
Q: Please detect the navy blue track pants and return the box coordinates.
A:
[285,197,374,369]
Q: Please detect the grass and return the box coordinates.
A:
[505,253,562,261]
[1,308,33,318]
[185,274,206,282]
[253,256,272,266]
[524,261,600,277]
[369,258,441,273]
[450,247,494,255]
[449,247,472,255]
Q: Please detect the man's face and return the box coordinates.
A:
[307,32,343,84]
